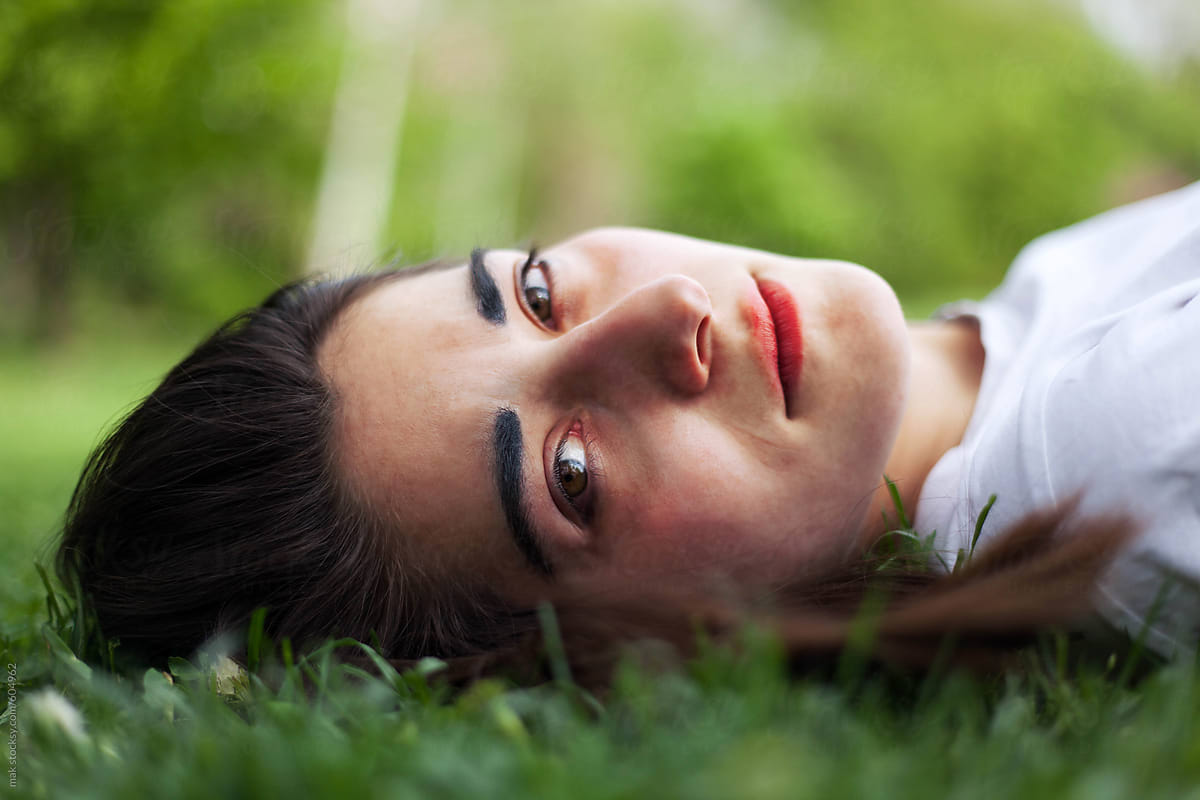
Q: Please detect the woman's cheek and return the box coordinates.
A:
[621,484,758,569]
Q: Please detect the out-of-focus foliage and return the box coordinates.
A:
[0,0,341,340]
[1,0,1198,343]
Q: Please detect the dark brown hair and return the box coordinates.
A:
[58,270,525,666]
[57,269,1132,684]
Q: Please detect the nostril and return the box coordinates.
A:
[695,315,712,370]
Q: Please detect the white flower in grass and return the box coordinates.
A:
[210,655,248,698]
[27,689,87,744]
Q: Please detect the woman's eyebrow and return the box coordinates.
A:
[473,253,552,576]
[492,407,554,576]
[470,247,506,325]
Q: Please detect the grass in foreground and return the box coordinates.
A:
[8,618,1200,800]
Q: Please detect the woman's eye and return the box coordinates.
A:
[520,250,554,326]
[555,434,588,500]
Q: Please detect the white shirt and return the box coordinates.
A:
[914,181,1200,656]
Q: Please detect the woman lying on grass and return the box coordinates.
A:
[56,181,1200,686]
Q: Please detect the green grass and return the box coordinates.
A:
[5,334,1200,800]
[12,621,1200,799]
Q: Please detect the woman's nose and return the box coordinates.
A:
[552,274,713,399]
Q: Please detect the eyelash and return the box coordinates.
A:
[520,246,559,330]
[553,421,600,523]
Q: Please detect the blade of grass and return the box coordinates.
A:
[538,602,573,690]
[883,475,911,530]
[1117,577,1173,689]
[246,607,268,673]
[969,494,998,558]
[836,589,887,692]
[35,562,65,632]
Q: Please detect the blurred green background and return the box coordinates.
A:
[1,0,1199,618]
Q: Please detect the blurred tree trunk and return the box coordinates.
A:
[305,0,417,275]
[7,180,73,344]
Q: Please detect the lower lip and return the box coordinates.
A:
[756,278,803,416]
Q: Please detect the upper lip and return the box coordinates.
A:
[755,277,801,418]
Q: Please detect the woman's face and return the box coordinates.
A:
[319,228,910,602]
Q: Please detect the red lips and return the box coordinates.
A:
[755,278,803,416]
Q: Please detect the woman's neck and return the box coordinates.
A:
[864,317,985,540]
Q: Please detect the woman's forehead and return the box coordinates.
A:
[319,265,522,571]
